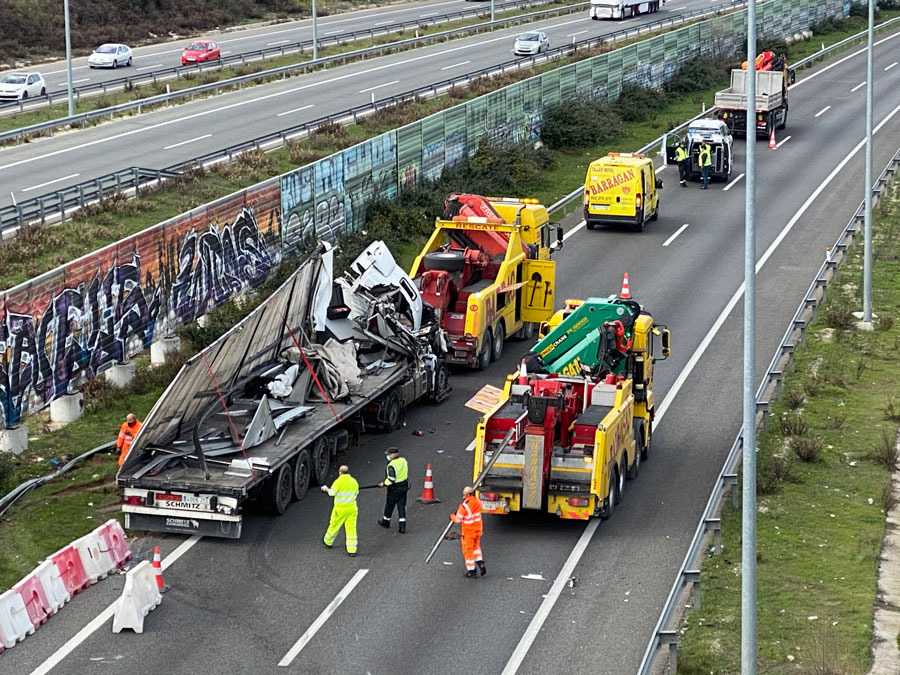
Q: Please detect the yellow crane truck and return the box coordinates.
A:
[410,194,562,370]
[470,292,670,520]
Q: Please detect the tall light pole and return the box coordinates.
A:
[64,0,74,117]
[863,0,874,321]
[491,0,496,24]
[312,0,318,61]
[741,0,758,672]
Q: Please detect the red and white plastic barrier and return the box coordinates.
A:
[50,545,91,597]
[33,559,70,612]
[111,561,162,634]
[72,530,116,584]
[97,519,131,568]
[0,589,34,648]
[13,573,54,629]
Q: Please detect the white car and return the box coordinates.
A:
[0,72,47,100]
[88,44,133,69]
[513,31,550,56]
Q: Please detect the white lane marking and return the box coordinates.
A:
[656,98,900,424]
[774,135,791,149]
[374,20,394,26]
[359,80,399,93]
[267,39,291,45]
[886,62,898,71]
[0,30,537,174]
[662,224,689,247]
[277,569,369,666]
[814,105,831,117]
[656,165,667,172]
[567,30,588,37]
[221,51,232,55]
[723,173,744,191]
[501,520,600,675]
[276,104,315,117]
[563,221,585,241]
[851,81,867,92]
[324,30,344,35]
[21,173,80,192]
[501,97,900,675]
[70,78,90,84]
[793,31,900,88]
[29,536,201,675]
[419,12,440,17]
[441,61,471,70]
[163,133,212,150]
[137,64,163,71]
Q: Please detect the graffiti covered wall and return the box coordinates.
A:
[0,180,281,428]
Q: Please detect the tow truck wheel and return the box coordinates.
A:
[312,438,331,485]
[601,474,616,520]
[641,421,652,462]
[423,250,466,273]
[618,459,626,502]
[627,446,641,479]
[476,331,492,371]
[293,449,312,501]
[264,464,293,515]
[491,323,505,362]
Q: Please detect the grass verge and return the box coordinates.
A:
[677,187,900,674]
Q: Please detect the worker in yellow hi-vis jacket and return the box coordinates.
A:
[322,465,359,557]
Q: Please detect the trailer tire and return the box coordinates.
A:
[264,464,293,515]
[293,449,312,501]
[382,391,402,432]
[476,331,492,371]
[311,438,331,485]
[423,250,466,273]
[627,446,641,479]
[491,323,505,362]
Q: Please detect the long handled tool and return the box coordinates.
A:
[424,427,516,564]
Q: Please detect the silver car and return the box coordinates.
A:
[513,31,549,56]
[88,43,133,69]
[0,72,47,100]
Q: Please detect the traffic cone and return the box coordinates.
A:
[619,273,631,299]
[518,359,528,385]
[769,127,777,149]
[152,546,169,593]
[416,464,441,504]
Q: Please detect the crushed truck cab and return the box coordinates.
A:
[410,194,561,370]
[472,291,670,520]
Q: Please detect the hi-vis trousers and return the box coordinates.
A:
[324,506,358,553]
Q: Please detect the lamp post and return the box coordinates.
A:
[312,0,319,61]
[64,0,74,117]
[863,0,874,321]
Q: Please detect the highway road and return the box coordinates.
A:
[0,0,728,210]
[5,27,900,675]
[8,0,523,92]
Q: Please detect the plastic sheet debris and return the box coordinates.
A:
[521,574,545,581]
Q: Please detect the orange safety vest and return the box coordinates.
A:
[117,420,142,466]
[451,495,483,536]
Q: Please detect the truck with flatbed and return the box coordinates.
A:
[471,289,670,520]
[714,51,794,138]
[410,194,561,370]
[590,0,662,20]
[118,241,450,539]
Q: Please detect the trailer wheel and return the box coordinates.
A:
[382,391,402,432]
[264,464,293,515]
[627,445,641,479]
[311,438,330,485]
[423,250,465,273]
[293,449,312,501]
[491,323,505,362]
[476,331,493,371]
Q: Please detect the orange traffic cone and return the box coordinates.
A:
[620,273,631,299]
[152,546,169,593]
[518,359,528,385]
[416,464,441,504]
[769,127,777,149]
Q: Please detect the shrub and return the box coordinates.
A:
[541,99,624,151]
[789,436,825,462]
[869,431,899,469]
[883,479,898,514]
[758,454,801,494]
[779,412,809,437]
[824,304,855,331]
[876,314,894,331]
[664,58,728,98]
[784,390,806,410]
[613,84,666,123]
[884,398,900,422]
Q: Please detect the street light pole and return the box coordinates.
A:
[64,0,74,117]
[491,0,496,24]
[312,0,319,61]
[863,0,874,321]
[741,0,758,672]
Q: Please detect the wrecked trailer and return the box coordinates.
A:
[118,241,450,539]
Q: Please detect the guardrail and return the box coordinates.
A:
[636,145,900,675]
[0,0,747,147]
[0,0,572,117]
[0,2,749,238]
[791,15,900,70]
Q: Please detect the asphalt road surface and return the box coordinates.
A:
[5,25,900,675]
[0,0,728,209]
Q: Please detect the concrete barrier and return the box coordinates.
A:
[49,392,84,424]
[112,561,162,634]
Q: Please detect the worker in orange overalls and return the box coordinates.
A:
[116,413,142,467]
[450,486,485,579]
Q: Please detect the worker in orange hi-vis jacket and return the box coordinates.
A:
[116,413,142,467]
[450,486,485,579]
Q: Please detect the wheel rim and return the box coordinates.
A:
[314,443,328,481]
[386,396,400,428]
[295,454,310,497]
[618,465,625,496]
[492,325,504,360]
[278,467,292,507]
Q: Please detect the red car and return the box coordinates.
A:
[181,40,221,66]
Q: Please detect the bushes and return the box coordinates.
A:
[613,84,667,122]
[664,59,728,98]
[540,99,624,151]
